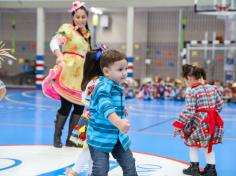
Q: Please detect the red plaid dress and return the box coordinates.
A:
[173,82,224,153]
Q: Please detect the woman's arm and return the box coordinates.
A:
[49,24,71,65]
[50,36,64,65]
[54,49,64,65]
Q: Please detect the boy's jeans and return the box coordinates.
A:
[88,140,138,176]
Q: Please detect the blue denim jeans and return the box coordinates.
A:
[88,140,138,176]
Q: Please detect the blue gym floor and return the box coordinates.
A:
[0,89,235,176]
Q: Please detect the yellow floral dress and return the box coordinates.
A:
[52,23,90,104]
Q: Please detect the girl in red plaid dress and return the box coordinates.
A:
[173,64,224,176]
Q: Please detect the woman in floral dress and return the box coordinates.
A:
[49,1,91,148]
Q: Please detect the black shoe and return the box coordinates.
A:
[200,164,217,176]
[183,162,200,176]
[53,113,68,148]
[65,140,82,148]
[54,136,63,148]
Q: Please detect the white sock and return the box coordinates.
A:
[189,147,199,162]
[204,149,215,164]
[72,147,92,173]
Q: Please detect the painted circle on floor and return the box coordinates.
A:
[0,145,188,176]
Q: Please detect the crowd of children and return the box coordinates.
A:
[124,76,236,103]
[135,77,186,101]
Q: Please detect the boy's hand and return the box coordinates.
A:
[118,119,130,134]
[108,112,130,134]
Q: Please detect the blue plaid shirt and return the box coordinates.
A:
[87,76,131,152]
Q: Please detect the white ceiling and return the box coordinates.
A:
[0,0,213,9]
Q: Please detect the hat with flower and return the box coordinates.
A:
[67,1,86,13]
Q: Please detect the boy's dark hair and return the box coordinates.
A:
[81,49,103,91]
[100,49,128,70]
[181,64,205,80]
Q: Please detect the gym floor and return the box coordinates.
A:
[0,89,235,176]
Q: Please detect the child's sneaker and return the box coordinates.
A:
[183,162,200,176]
[200,164,217,176]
